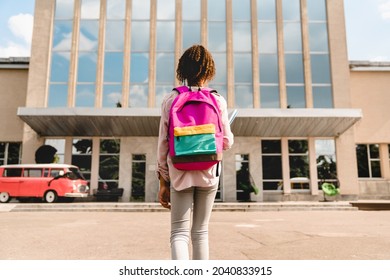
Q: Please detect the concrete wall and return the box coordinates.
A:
[0,67,28,142]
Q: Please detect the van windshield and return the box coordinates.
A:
[68,168,86,180]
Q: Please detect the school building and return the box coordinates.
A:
[1,0,390,202]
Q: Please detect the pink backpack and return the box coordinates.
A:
[168,86,223,171]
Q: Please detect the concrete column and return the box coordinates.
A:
[122,0,132,108]
[148,0,157,107]
[309,138,319,195]
[251,0,260,108]
[282,138,291,194]
[380,143,390,179]
[226,0,234,108]
[275,0,287,108]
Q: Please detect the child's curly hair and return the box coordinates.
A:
[176,45,216,86]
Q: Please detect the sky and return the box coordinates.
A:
[0,0,389,61]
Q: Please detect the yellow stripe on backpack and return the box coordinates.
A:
[174,124,215,136]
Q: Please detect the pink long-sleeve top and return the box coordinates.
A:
[157,87,234,191]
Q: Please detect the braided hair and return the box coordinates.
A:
[176,45,216,87]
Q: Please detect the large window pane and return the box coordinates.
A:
[208,22,226,52]
[287,86,305,108]
[99,139,120,189]
[316,139,337,188]
[259,54,278,83]
[157,22,175,51]
[52,21,73,51]
[77,52,97,82]
[232,0,251,20]
[208,0,226,20]
[131,154,146,201]
[234,85,253,108]
[79,20,99,51]
[284,23,302,52]
[80,0,100,19]
[258,22,277,53]
[50,52,70,82]
[104,52,124,82]
[157,0,175,20]
[48,84,68,107]
[285,54,304,83]
[107,0,126,19]
[76,84,95,107]
[262,140,282,191]
[212,53,227,84]
[257,0,276,20]
[156,53,174,83]
[233,22,251,52]
[105,21,125,51]
[129,85,148,108]
[311,54,331,84]
[282,0,300,21]
[132,0,150,20]
[234,53,252,83]
[313,86,333,108]
[261,85,280,108]
[309,23,329,52]
[307,0,327,21]
[103,85,122,107]
[183,22,201,49]
[131,22,150,51]
[183,0,200,20]
[54,0,74,19]
[130,53,149,83]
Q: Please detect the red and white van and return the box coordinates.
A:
[0,164,89,203]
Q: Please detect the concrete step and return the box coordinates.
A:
[2,201,358,212]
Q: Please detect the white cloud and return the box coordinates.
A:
[8,13,33,44]
[379,0,390,20]
[0,13,33,58]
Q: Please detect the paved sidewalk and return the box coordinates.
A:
[1,210,390,260]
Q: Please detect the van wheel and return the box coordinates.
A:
[0,192,11,203]
[44,191,57,203]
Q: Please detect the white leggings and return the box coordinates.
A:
[170,185,218,260]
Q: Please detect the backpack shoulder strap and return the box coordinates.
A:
[173,86,190,94]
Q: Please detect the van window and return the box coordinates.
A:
[4,168,23,177]
[50,169,63,177]
[24,168,43,178]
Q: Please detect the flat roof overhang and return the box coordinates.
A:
[17,107,362,138]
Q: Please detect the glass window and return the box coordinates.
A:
[289,140,310,190]
[183,0,200,20]
[104,52,124,82]
[156,22,175,51]
[76,84,96,107]
[131,22,150,51]
[356,144,382,178]
[105,21,125,51]
[72,139,92,172]
[285,54,304,83]
[259,54,278,84]
[211,53,227,84]
[283,23,302,52]
[103,85,123,107]
[99,139,120,189]
[50,52,71,82]
[155,85,174,108]
[257,0,276,20]
[78,20,99,51]
[132,0,150,20]
[130,53,149,83]
[45,139,65,163]
[77,52,97,82]
[261,85,280,108]
[233,22,252,52]
[208,0,226,20]
[107,0,126,19]
[316,139,337,189]
[287,86,305,108]
[4,168,22,177]
[236,154,253,201]
[80,0,100,19]
[52,21,73,51]
[311,54,331,84]
[48,84,68,107]
[208,22,226,52]
[307,0,327,21]
[258,22,277,53]
[183,22,201,49]
[54,0,74,19]
[24,168,43,178]
[309,23,329,52]
[313,86,333,108]
[157,0,175,20]
[0,143,21,165]
[131,154,146,202]
[262,140,283,191]
[234,85,253,108]
[234,53,252,83]
[232,0,251,21]
[129,85,148,108]
[156,53,175,83]
[282,0,301,21]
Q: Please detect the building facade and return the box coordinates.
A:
[4,0,390,202]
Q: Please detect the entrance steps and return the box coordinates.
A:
[3,201,358,212]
